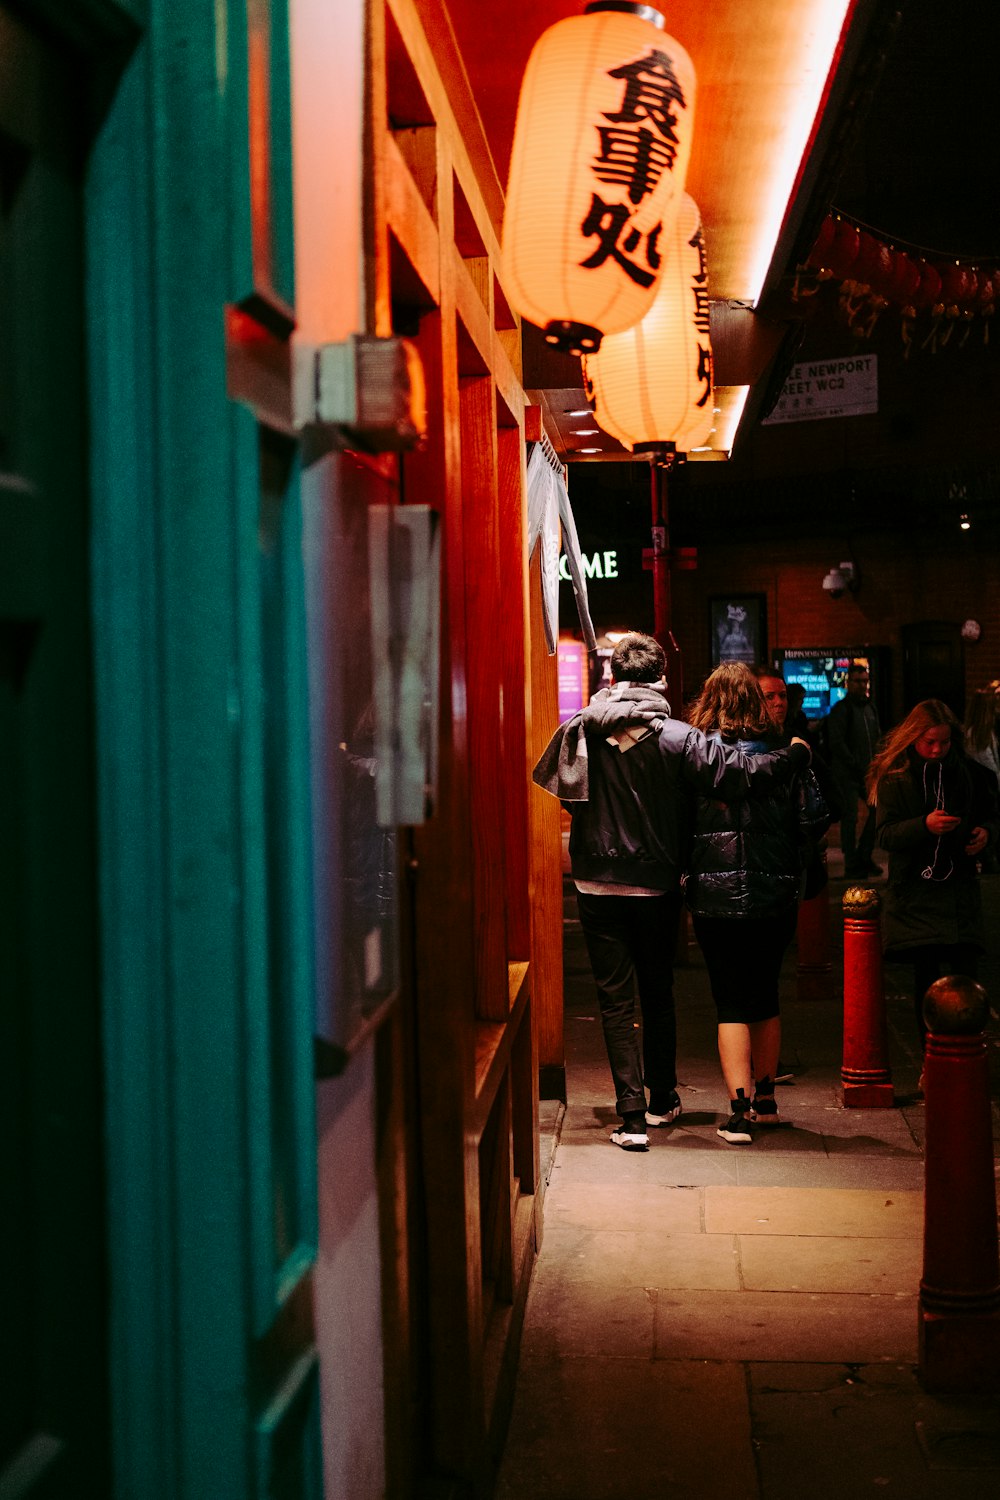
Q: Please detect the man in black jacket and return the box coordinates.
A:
[828,661,881,878]
[533,633,811,1151]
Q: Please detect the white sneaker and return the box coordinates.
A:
[610,1114,649,1151]
[717,1093,754,1144]
[647,1090,682,1127]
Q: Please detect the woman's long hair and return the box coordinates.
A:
[964,686,998,754]
[866,698,963,804]
[688,661,772,740]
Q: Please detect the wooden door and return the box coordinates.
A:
[0,9,110,1493]
[902,620,965,717]
[78,0,322,1494]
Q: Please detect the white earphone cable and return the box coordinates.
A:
[921,760,954,881]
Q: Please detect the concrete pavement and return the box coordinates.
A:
[496,853,1000,1499]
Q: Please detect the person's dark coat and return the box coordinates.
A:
[532,685,810,893]
[685,733,831,919]
[827,692,880,794]
[876,748,999,956]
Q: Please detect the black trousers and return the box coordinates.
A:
[837,775,876,870]
[575,889,681,1118]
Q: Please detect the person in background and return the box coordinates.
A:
[964,685,1000,784]
[755,666,839,849]
[752,666,788,734]
[965,686,1000,874]
[785,681,811,743]
[828,661,881,879]
[686,664,829,1144]
[752,665,836,1084]
[532,634,812,1152]
[867,699,998,1071]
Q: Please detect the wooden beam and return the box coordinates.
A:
[459,373,507,1022]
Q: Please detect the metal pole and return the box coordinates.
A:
[650,461,683,709]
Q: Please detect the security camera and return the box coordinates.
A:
[823,561,859,598]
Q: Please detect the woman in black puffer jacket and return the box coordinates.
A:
[686,664,829,1143]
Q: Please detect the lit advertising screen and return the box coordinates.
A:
[778,649,872,720]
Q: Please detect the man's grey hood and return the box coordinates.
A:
[531,682,671,801]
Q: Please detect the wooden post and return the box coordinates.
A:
[841,885,894,1107]
[919,975,1000,1391]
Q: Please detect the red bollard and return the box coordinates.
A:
[919,975,1000,1391]
[797,848,832,1002]
[840,886,894,1107]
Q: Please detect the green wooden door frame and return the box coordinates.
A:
[73,0,320,1494]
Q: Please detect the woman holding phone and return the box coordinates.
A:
[867,699,998,1064]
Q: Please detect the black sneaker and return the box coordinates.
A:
[717,1090,754,1144]
[751,1073,782,1125]
[610,1111,649,1151]
[750,1095,781,1126]
[647,1089,682,1127]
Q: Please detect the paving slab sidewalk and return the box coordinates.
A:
[495,864,1000,1500]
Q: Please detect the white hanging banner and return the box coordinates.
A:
[762,354,878,425]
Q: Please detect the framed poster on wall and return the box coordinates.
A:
[709,593,767,667]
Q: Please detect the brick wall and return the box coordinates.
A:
[671,529,998,727]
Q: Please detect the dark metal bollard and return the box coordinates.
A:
[797,847,832,1002]
[841,886,894,1107]
[919,975,1000,1392]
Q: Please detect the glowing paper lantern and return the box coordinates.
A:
[583,193,713,453]
[502,2,696,356]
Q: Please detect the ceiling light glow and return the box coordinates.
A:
[742,0,853,305]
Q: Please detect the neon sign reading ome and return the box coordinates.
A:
[559,551,619,581]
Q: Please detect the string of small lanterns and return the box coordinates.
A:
[798,211,999,355]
